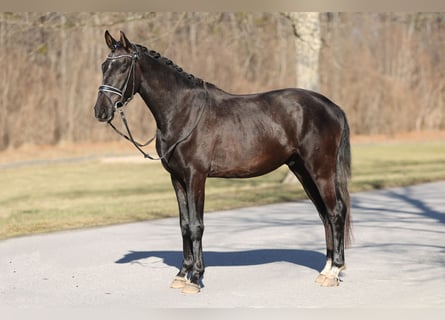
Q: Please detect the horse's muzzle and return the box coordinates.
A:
[94,104,114,122]
[94,92,115,122]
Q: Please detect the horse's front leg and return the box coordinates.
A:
[169,175,193,290]
[169,173,206,293]
[181,172,206,294]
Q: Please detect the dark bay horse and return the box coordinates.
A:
[94,31,352,294]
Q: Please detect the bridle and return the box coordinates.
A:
[99,50,139,110]
[98,49,158,158]
[98,48,207,161]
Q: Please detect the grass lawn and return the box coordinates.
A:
[1,141,445,239]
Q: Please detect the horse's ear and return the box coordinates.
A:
[105,30,117,50]
[120,31,132,51]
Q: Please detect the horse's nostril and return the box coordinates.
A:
[95,108,110,122]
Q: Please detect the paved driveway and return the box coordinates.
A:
[1,181,444,308]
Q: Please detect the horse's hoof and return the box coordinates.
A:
[315,273,327,284]
[170,276,187,289]
[320,276,339,287]
[182,281,201,294]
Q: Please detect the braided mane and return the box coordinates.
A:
[135,44,204,86]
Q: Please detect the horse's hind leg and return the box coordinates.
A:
[315,172,349,287]
[313,173,348,287]
[288,158,348,287]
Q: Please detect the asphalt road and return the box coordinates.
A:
[1,181,444,308]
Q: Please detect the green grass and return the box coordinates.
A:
[1,141,445,239]
[351,141,445,191]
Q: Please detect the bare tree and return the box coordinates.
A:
[287,12,321,91]
[282,12,321,184]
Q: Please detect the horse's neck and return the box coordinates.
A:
[138,86,173,132]
[137,67,178,130]
[138,69,200,135]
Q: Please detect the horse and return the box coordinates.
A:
[94,31,352,294]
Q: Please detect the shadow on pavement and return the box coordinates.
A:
[115,249,325,272]
[352,185,445,225]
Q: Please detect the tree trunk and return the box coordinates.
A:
[283,12,321,184]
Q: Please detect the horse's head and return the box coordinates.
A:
[94,30,140,122]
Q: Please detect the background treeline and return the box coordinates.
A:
[1,12,444,150]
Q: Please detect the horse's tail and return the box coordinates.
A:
[336,111,352,247]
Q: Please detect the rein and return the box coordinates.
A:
[98,49,208,161]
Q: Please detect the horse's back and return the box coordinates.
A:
[211,86,341,117]
[210,87,344,142]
